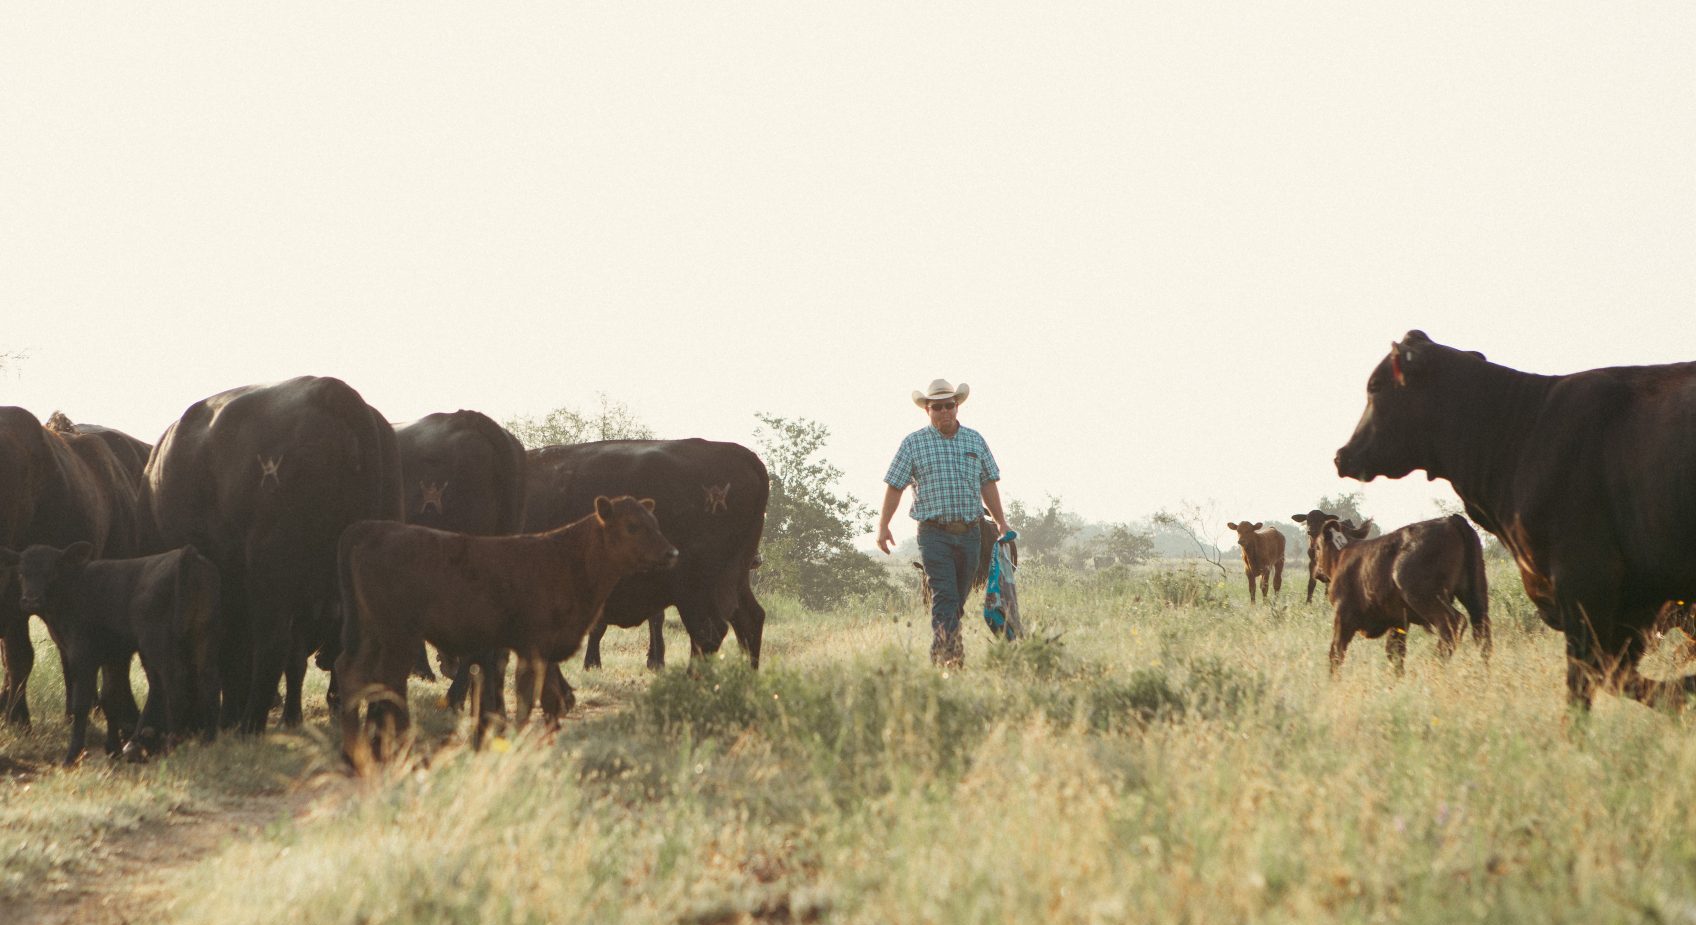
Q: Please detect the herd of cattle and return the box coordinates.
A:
[4,328,1696,768]
[0,378,767,768]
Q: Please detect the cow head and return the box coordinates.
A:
[594,496,679,574]
[1313,518,1356,581]
[1335,331,1490,483]
[1225,521,1264,547]
[0,542,93,616]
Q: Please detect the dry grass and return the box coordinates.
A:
[8,559,1696,923]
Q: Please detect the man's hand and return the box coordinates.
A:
[994,519,1012,541]
[876,524,895,554]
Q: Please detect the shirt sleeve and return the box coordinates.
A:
[978,435,1000,484]
[884,436,915,488]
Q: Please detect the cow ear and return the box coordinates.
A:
[1329,531,1349,550]
[1225,522,1238,531]
[639,498,656,513]
[593,496,612,524]
[1252,522,1263,531]
[1292,513,1307,523]
[60,542,94,572]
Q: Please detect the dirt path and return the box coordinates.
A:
[13,683,633,925]
[15,775,344,925]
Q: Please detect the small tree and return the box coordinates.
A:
[1152,501,1230,577]
[1313,491,1369,527]
[1095,522,1157,567]
[753,414,890,608]
[1008,495,1081,567]
[505,393,655,449]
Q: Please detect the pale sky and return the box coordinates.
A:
[4,3,1692,548]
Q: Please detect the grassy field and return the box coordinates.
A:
[7,558,1696,924]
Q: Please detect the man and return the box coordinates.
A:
[877,378,1012,668]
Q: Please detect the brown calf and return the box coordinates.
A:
[1318,514,1490,674]
[1224,521,1286,603]
[335,496,677,771]
[1291,511,1374,602]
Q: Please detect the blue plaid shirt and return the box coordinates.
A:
[884,425,1000,522]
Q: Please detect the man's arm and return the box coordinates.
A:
[981,480,1011,539]
[876,484,904,554]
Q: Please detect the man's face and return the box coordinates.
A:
[927,399,958,430]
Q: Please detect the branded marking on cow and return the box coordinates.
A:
[419,481,448,515]
[703,483,731,514]
[257,454,284,490]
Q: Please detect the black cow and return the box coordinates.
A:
[1335,330,1696,706]
[0,407,148,726]
[144,377,403,732]
[394,410,528,699]
[1291,511,1374,603]
[0,542,220,763]
[523,439,769,671]
[396,410,528,536]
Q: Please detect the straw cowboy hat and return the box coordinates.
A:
[912,378,970,408]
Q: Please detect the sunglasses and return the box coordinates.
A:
[927,402,957,411]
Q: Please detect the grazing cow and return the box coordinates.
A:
[1317,514,1490,673]
[523,439,769,669]
[1291,511,1374,603]
[1225,521,1286,603]
[335,496,678,770]
[0,407,148,726]
[1334,330,1696,706]
[144,377,403,733]
[0,542,221,763]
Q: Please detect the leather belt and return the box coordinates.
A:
[923,519,975,535]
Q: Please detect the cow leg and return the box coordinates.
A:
[282,639,308,728]
[728,583,766,670]
[1329,613,1355,676]
[1556,593,1605,708]
[1273,560,1284,595]
[214,568,251,729]
[1385,626,1408,675]
[645,612,665,672]
[470,653,509,749]
[241,587,295,734]
[1,623,34,726]
[126,660,170,760]
[514,654,544,729]
[1245,569,1257,604]
[1305,573,1317,604]
[64,663,98,766]
[97,660,140,754]
[583,622,608,671]
[540,663,573,727]
[333,648,375,772]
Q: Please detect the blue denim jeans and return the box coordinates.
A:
[918,521,981,663]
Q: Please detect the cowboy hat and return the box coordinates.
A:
[912,379,970,408]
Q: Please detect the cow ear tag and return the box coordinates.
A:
[1389,343,1407,387]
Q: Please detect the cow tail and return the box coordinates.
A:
[1451,515,1490,643]
[178,545,223,736]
